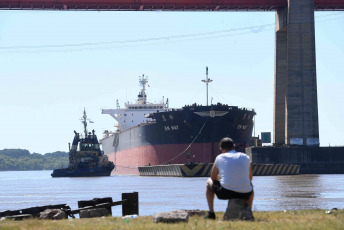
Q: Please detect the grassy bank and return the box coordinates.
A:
[0,209,343,230]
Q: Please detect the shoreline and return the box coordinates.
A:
[0,209,343,230]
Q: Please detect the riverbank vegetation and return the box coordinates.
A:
[0,209,343,230]
[0,149,68,171]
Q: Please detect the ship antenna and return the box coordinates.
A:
[116,99,120,109]
[82,108,88,138]
[201,66,213,106]
[139,74,148,104]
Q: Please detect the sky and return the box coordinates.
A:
[0,10,343,154]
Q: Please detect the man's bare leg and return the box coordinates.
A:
[206,178,215,212]
[247,189,254,210]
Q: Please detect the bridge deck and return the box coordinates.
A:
[1,0,344,11]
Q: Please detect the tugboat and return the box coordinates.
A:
[51,109,114,177]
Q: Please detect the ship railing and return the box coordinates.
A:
[240,107,255,112]
[182,103,255,112]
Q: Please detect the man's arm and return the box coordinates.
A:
[249,164,253,181]
[211,163,220,181]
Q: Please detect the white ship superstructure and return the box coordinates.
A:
[102,75,169,131]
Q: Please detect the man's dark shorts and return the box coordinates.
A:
[212,180,252,200]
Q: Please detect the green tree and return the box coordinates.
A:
[0,149,68,171]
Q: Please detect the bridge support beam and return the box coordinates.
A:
[274,0,319,146]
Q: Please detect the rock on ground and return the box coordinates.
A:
[39,209,66,220]
[223,199,254,221]
[180,209,206,216]
[153,210,189,223]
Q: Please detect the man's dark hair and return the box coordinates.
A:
[219,137,234,150]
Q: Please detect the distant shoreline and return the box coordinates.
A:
[0,149,68,171]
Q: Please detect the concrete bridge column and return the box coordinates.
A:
[274,0,319,146]
[274,7,288,145]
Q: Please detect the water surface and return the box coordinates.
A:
[1,171,343,216]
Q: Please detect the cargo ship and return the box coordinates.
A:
[51,109,114,177]
[101,69,256,175]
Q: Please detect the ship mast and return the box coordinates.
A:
[82,108,88,138]
[201,66,213,106]
[139,74,148,104]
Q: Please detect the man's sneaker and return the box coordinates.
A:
[204,211,216,220]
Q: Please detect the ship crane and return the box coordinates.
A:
[201,66,213,106]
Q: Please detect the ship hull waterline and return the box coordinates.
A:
[51,166,113,177]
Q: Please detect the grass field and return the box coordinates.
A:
[0,209,343,230]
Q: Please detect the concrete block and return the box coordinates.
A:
[223,199,254,221]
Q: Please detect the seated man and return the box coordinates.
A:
[205,137,254,219]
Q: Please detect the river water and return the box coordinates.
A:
[0,171,343,216]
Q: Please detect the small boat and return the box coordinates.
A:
[51,109,114,177]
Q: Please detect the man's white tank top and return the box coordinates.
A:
[215,150,252,193]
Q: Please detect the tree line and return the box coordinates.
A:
[0,149,69,171]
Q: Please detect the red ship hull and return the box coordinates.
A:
[107,142,221,175]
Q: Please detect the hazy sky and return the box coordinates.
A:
[0,10,343,154]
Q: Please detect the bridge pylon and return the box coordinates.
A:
[274,0,319,146]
